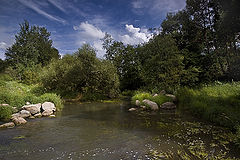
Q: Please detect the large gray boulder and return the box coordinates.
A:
[11,110,31,119]
[142,99,159,110]
[12,117,27,125]
[42,110,53,116]
[0,122,15,128]
[22,103,41,115]
[42,102,56,112]
[161,102,176,109]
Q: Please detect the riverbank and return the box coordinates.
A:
[177,82,240,146]
[0,75,63,121]
[131,82,240,147]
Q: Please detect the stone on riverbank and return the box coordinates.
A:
[142,99,159,110]
[12,117,27,125]
[42,102,56,112]
[135,100,141,107]
[11,110,31,119]
[161,102,176,109]
[0,122,15,128]
[22,103,41,115]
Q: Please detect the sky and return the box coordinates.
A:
[0,0,186,59]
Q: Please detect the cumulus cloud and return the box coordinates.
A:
[120,24,153,45]
[73,21,105,58]
[73,21,105,39]
[73,22,153,57]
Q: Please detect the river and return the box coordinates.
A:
[0,102,239,159]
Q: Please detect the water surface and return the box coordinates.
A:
[0,102,239,159]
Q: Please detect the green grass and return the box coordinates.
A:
[131,92,172,106]
[177,82,240,129]
[0,75,63,118]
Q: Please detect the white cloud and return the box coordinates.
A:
[18,0,66,24]
[73,22,106,58]
[0,42,9,60]
[73,21,105,39]
[120,24,153,45]
[0,42,9,50]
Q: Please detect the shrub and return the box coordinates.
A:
[0,105,13,120]
[40,44,120,100]
[38,93,63,111]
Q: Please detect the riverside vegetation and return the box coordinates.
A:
[0,0,240,153]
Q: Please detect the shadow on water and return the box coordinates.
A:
[0,102,239,159]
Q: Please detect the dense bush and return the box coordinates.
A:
[0,105,14,120]
[40,44,120,100]
[0,80,63,111]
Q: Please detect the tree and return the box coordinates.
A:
[5,20,60,67]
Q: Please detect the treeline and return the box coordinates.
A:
[0,21,119,100]
[0,0,239,99]
[102,0,240,92]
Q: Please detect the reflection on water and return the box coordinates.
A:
[0,102,239,159]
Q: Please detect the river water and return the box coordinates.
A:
[0,102,239,159]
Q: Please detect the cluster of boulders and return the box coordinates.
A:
[129,90,177,112]
[0,102,56,129]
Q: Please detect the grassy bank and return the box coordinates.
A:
[0,74,63,120]
[177,82,240,145]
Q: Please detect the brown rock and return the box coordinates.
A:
[0,122,15,128]
[42,110,53,116]
[12,117,27,125]
[161,102,176,109]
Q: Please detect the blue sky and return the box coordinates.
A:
[0,0,186,59]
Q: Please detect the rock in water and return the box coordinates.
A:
[0,122,15,128]
[142,99,159,110]
[161,102,176,109]
[19,110,31,118]
[22,103,41,115]
[12,117,27,125]
[49,115,56,118]
[42,110,53,116]
[128,108,137,112]
[34,113,42,118]
[42,102,56,112]
[11,110,31,119]
[135,100,141,107]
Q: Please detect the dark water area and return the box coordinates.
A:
[0,102,239,159]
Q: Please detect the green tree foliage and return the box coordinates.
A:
[40,44,119,99]
[5,20,60,66]
[102,33,143,90]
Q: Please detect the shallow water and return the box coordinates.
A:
[0,102,239,160]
